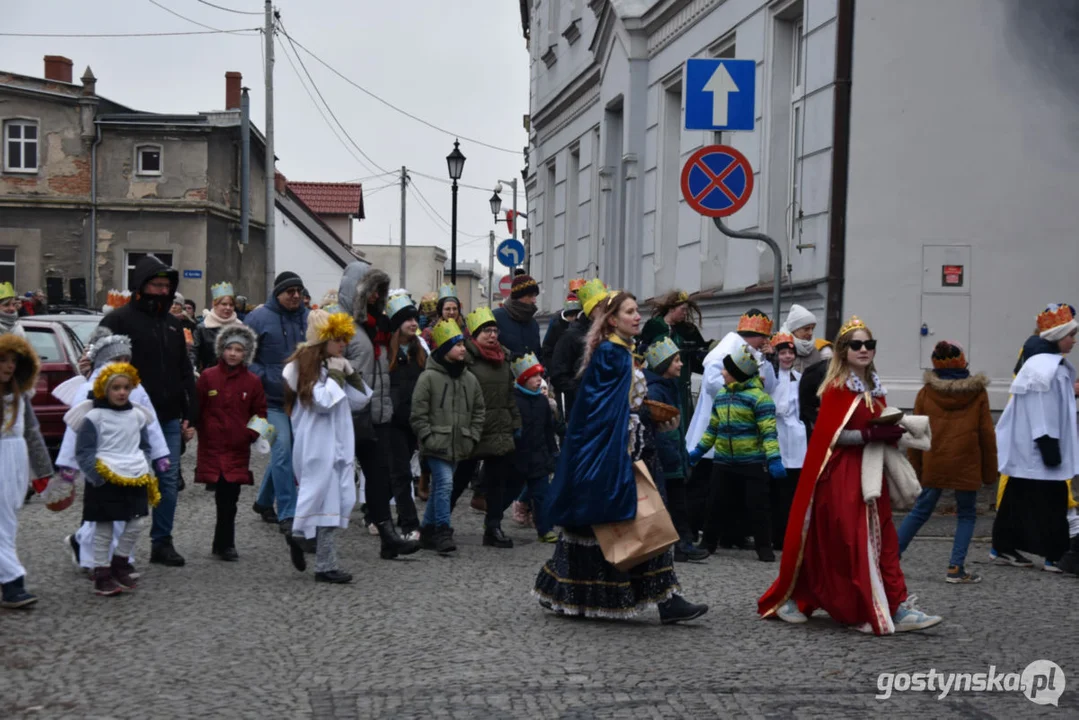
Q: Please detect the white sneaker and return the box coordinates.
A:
[404,530,421,542]
[367,523,379,536]
[776,599,808,624]
[893,595,943,632]
[1043,560,1063,573]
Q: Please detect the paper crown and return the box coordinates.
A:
[465,306,497,335]
[105,289,132,308]
[246,415,276,445]
[676,291,689,304]
[770,332,795,349]
[0,281,15,302]
[211,282,235,301]
[568,278,587,292]
[386,292,415,320]
[320,302,341,315]
[511,352,544,381]
[431,319,464,349]
[839,315,870,338]
[577,278,610,316]
[438,283,459,302]
[92,362,141,399]
[645,337,680,371]
[419,292,438,313]
[736,311,773,336]
[724,344,759,381]
[1037,303,1076,334]
[564,294,582,312]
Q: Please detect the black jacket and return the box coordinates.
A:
[541,314,571,370]
[99,255,197,423]
[549,314,590,417]
[390,339,427,431]
[799,359,829,438]
[513,387,559,478]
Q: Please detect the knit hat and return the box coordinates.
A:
[510,274,540,300]
[723,344,758,383]
[931,340,967,370]
[577,278,610,317]
[272,271,304,297]
[770,332,795,352]
[564,293,582,313]
[465,306,497,335]
[1037,303,1078,343]
[387,292,419,332]
[172,292,185,307]
[305,309,356,345]
[0,282,15,303]
[736,308,772,337]
[88,333,133,370]
[511,352,545,385]
[784,304,817,333]
[645,337,680,373]
[215,323,258,364]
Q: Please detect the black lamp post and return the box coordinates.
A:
[446,139,466,284]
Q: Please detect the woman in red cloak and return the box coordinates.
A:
[758,316,943,635]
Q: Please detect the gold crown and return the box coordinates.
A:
[577,278,610,316]
[1037,304,1075,334]
[211,282,235,301]
[736,312,773,336]
[92,362,141,399]
[676,291,689,303]
[431,319,463,349]
[0,281,15,302]
[465,306,497,335]
[838,315,869,338]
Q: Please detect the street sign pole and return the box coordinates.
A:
[712,218,782,329]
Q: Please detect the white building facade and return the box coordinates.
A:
[522,0,1079,408]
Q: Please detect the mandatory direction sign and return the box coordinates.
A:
[684,58,755,132]
[680,144,754,218]
[498,274,514,299]
[496,238,525,268]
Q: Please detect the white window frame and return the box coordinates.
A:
[135,144,163,177]
[0,247,16,287]
[124,251,174,292]
[787,19,806,245]
[3,118,39,174]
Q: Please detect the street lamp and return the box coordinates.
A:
[446,139,466,284]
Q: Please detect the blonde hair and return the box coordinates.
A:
[578,291,636,377]
[818,326,878,397]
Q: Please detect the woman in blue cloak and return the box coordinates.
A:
[533,290,708,624]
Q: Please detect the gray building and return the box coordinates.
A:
[0,56,269,308]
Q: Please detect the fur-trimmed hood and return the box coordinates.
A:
[214,323,258,365]
[920,370,990,412]
[922,370,990,394]
[0,332,40,393]
[338,261,389,321]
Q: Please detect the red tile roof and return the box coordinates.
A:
[287,181,365,218]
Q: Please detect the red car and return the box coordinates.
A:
[19,318,90,453]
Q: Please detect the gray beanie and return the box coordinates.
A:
[88,333,133,369]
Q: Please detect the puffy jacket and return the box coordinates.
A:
[390,338,427,430]
[99,255,197,423]
[549,314,590,416]
[799,359,828,437]
[410,358,485,462]
[513,386,559,478]
[339,261,393,433]
[194,355,266,485]
[694,376,781,468]
[493,305,541,358]
[244,293,308,409]
[464,339,521,458]
[909,371,997,491]
[644,368,689,480]
[541,313,571,370]
[193,316,246,371]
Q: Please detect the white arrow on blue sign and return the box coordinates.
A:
[496,238,525,269]
[684,58,756,132]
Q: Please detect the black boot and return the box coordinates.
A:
[150,538,186,567]
[1058,536,1079,576]
[375,520,420,560]
[483,526,513,549]
[419,525,437,551]
[434,525,456,555]
[0,576,37,609]
[658,595,709,625]
[285,532,307,572]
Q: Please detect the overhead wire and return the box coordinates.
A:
[146,0,259,34]
[0,28,259,37]
[195,0,263,15]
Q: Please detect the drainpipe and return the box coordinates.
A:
[240,87,251,245]
[825,0,855,339]
[89,123,102,306]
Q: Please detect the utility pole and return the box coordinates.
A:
[488,230,495,306]
[263,0,276,295]
[399,166,407,288]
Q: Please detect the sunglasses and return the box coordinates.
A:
[848,339,877,351]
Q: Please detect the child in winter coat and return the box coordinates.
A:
[643,337,709,563]
[689,344,785,562]
[511,353,560,542]
[282,310,371,584]
[0,334,52,608]
[195,324,269,561]
[411,320,485,556]
[770,333,808,551]
[66,362,160,596]
[897,341,997,583]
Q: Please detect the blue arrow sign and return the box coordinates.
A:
[497,238,525,269]
[684,58,755,132]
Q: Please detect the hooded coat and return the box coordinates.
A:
[463,339,521,458]
[339,261,393,432]
[244,285,309,410]
[549,314,591,416]
[99,255,197,423]
[194,325,267,485]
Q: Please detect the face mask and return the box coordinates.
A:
[137,292,171,317]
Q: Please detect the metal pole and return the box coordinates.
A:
[263,0,276,295]
[240,88,250,246]
[712,218,783,327]
[399,165,407,288]
[450,180,458,284]
[488,230,495,305]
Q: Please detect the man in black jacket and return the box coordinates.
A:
[548,278,609,419]
[100,255,197,567]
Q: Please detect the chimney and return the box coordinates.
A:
[44,55,74,83]
[80,66,97,96]
[225,71,242,110]
[274,171,288,195]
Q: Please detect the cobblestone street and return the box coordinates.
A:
[2,447,1077,719]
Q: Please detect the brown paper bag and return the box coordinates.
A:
[593,461,679,571]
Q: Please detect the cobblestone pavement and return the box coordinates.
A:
[2,447,1077,719]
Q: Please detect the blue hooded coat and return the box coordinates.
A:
[244,290,309,409]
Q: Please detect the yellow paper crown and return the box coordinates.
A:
[92,362,141,399]
[577,278,610,316]
[0,281,15,302]
[645,337,680,370]
[465,306,497,335]
[736,312,773,336]
[431,319,463,349]
[838,315,869,338]
[1037,304,1075,334]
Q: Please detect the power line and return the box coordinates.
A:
[195,0,263,15]
[277,26,521,155]
[0,28,259,38]
[147,0,259,34]
[409,169,503,195]
[363,181,398,197]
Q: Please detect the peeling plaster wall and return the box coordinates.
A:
[0,208,87,294]
[206,215,266,307]
[94,211,206,301]
[0,92,91,198]
[96,131,209,201]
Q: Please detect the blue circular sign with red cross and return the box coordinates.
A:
[680,144,754,218]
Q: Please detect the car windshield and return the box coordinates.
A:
[24,328,65,363]
[63,318,100,347]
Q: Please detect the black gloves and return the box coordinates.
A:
[1035,435,1062,468]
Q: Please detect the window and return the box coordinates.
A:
[0,248,14,286]
[136,145,162,176]
[788,20,805,244]
[4,119,38,173]
[125,251,174,291]
[25,328,63,363]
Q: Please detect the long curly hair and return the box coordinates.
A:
[819,326,879,396]
[651,290,702,327]
[284,342,331,414]
[578,291,637,377]
[390,330,426,372]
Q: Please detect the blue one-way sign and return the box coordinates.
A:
[496,238,525,269]
[684,58,755,132]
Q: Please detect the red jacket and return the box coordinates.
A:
[195,360,267,484]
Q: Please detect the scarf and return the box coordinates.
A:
[477,341,506,365]
[516,384,544,397]
[365,313,392,359]
[0,311,16,333]
[504,298,538,323]
[794,337,815,357]
[933,368,970,380]
[433,354,465,378]
[202,307,243,330]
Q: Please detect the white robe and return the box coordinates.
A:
[0,393,29,583]
[285,362,372,540]
[685,332,778,458]
[774,368,808,470]
[996,353,1079,481]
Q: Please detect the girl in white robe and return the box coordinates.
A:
[770,333,808,550]
[283,310,371,584]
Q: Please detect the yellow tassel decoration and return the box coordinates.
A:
[94,459,161,507]
[319,312,357,343]
[92,362,141,399]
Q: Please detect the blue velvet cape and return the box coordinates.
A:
[545,339,637,527]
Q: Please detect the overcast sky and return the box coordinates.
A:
[1,0,531,268]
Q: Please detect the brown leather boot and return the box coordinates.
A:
[417,470,430,501]
[111,556,138,590]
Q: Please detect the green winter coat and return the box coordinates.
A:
[464,339,521,458]
[410,358,485,463]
